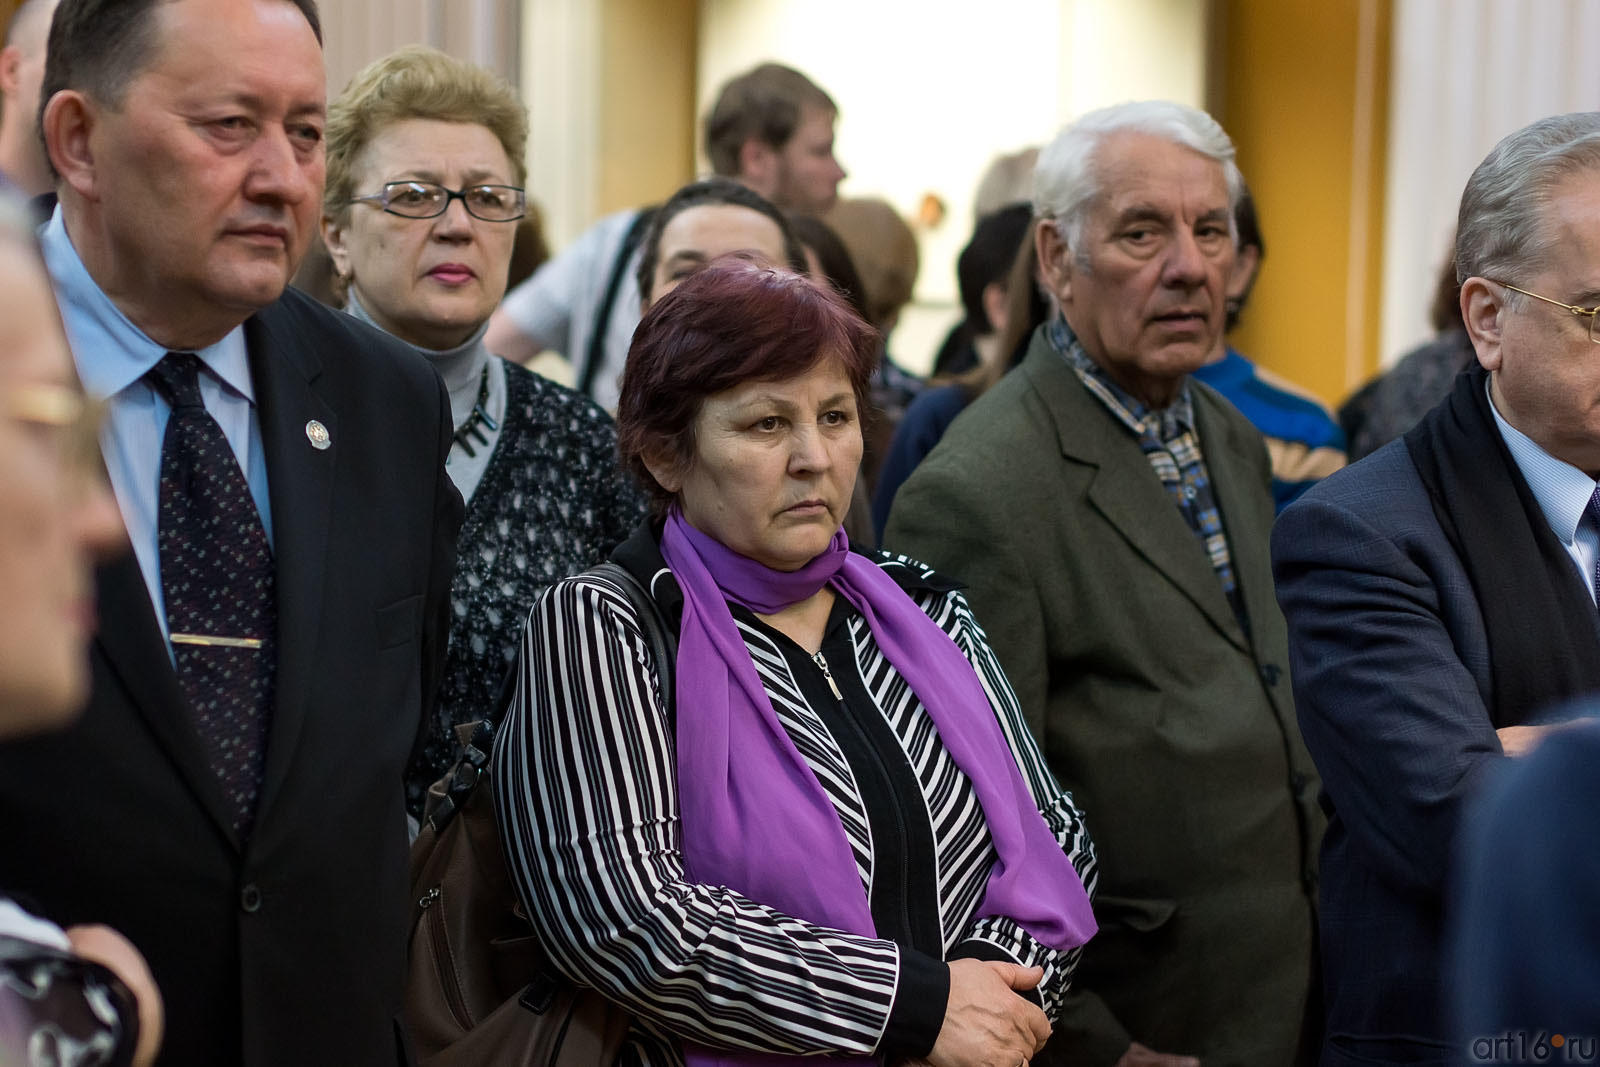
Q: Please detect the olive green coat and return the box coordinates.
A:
[885,332,1323,1066]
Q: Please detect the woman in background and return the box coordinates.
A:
[319,46,645,814]
[632,176,807,308]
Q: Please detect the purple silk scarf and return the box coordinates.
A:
[660,510,1096,1067]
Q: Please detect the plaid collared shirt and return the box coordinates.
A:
[1048,318,1248,632]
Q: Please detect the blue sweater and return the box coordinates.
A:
[1193,348,1346,512]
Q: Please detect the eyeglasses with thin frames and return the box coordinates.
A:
[2,383,107,493]
[1492,280,1600,344]
[347,180,526,223]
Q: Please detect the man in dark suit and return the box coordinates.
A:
[0,0,463,1063]
[1272,112,1600,1066]
[887,101,1322,1067]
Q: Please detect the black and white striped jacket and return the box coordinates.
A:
[493,529,1098,1067]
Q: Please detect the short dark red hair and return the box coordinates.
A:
[617,257,879,515]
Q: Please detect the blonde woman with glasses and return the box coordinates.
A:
[320,47,645,816]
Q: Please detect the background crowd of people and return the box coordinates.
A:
[1,0,1596,1065]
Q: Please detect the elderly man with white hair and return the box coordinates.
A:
[887,101,1322,1066]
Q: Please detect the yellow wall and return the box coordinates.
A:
[1214,0,1391,407]
[597,0,699,215]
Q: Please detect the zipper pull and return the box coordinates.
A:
[812,651,844,701]
[418,886,441,910]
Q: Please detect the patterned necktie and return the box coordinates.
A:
[1589,483,1600,609]
[146,352,275,837]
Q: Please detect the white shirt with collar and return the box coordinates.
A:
[1487,377,1600,603]
[39,205,273,643]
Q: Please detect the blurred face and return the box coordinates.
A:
[0,238,124,733]
[647,203,788,305]
[323,119,519,350]
[1039,132,1234,408]
[770,105,846,215]
[1470,171,1600,475]
[654,359,862,572]
[54,0,325,349]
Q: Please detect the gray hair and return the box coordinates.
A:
[1032,100,1243,258]
[1455,112,1600,302]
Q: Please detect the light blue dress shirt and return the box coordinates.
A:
[40,206,274,642]
[1487,378,1600,603]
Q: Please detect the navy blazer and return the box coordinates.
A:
[0,288,464,1066]
[1272,438,1509,1066]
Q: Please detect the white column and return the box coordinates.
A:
[522,0,602,248]
[1379,0,1600,366]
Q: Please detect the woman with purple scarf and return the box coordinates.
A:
[492,259,1097,1067]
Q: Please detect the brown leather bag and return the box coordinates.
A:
[403,719,632,1067]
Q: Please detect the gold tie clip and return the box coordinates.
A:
[169,633,265,650]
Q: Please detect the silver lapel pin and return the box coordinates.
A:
[305,419,331,450]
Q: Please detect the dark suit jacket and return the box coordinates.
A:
[0,287,464,1065]
[1448,718,1600,1051]
[887,331,1322,1066]
[1272,439,1523,1066]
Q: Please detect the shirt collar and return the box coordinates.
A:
[39,204,254,405]
[1047,315,1194,438]
[1487,375,1596,546]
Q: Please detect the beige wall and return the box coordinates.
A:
[597,0,698,216]
[1216,0,1392,406]
[321,0,519,100]
[524,0,698,248]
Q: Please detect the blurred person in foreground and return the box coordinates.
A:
[485,62,847,409]
[0,0,465,1061]
[1272,111,1600,1066]
[319,44,643,816]
[494,258,1099,1067]
[888,101,1322,1066]
[0,0,57,197]
[0,193,160,1067]
[1192,186,1345,511]
[1448,715,1600,1049]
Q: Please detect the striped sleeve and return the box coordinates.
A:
[492,573,908,1056]
[938,584,1100,1021]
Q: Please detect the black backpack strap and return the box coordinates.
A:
[485,546,674,763]
[590,560,675,723]
[578,206,658,398]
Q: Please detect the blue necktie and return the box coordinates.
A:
[147,353,275,837]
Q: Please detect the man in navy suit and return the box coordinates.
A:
[0,0,462,1063]
[1272,112,1600,1066]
